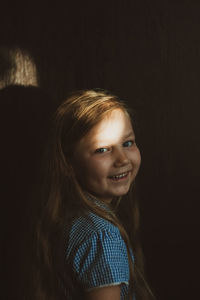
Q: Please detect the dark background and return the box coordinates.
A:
[1,0,200,299]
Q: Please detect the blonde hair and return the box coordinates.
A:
[36,90,154,300]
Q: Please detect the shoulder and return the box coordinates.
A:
[65,212,130,291]
[67,212,121,251]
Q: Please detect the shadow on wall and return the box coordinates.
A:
[0,85,57,299]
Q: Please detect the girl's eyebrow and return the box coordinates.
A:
[93,131,135,147]
[89,131,135,151]
[124,131,135,139]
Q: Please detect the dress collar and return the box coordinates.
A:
[84,191,114,214]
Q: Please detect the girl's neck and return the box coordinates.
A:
[83,191,121,214]
[84,191,113,204]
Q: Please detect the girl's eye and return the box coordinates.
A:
[95,148,108,154]
[123,140,134,147]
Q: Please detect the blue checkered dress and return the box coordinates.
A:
[63,199,135,299]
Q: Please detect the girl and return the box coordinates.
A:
[36,90,154,300]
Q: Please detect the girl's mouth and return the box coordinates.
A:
[109,171,130,181]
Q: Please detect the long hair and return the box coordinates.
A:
[35,90,154,300]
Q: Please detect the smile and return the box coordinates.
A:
[109,171,130,181]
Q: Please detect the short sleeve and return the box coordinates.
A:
[67,229,130,290]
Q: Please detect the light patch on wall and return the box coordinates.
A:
[0,47,38,89]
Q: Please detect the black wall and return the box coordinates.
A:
[1,1,200,299]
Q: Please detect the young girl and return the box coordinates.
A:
[36,90,154,300]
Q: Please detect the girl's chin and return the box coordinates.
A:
[85,185,131,203]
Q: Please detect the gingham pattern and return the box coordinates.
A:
[65,207,135,299]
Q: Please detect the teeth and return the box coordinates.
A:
[111,172,127,179]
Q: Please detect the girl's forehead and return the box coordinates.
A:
[81,108,134,146]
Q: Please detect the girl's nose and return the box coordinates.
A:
[113,148,129,167]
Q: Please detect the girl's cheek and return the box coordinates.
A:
[137,151,141,164]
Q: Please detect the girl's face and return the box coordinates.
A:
[73,108,141,203]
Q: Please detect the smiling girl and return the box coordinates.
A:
[36,90,154,300]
